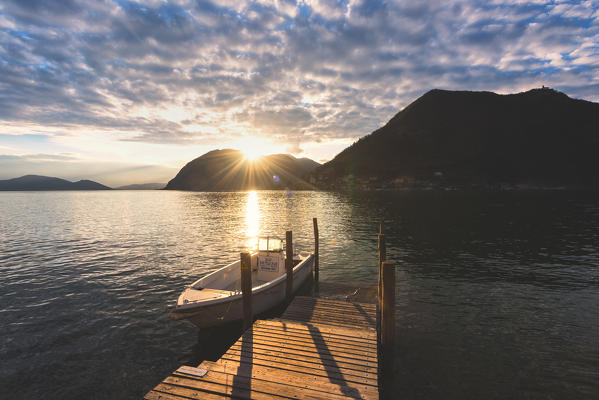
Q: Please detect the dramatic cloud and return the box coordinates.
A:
[0,0,598,181]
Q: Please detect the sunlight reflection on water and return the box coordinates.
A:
[244,190,260,249]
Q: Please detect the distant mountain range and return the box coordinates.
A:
[310,87,599,189]
[165,149,320,191]
[5,87,597,193]
[0,175,110,190]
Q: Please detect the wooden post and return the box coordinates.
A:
[285,230,293,303]
[381,260,396,399]
[378,232,386,291]
[313,217,319,282]
[377,230,386,343]
[240,251,252,331]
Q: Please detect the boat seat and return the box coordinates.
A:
[182,288,232,303]
[201,288,231,295]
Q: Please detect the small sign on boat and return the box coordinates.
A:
[259,254,279,272]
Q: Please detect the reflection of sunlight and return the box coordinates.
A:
[245,190,260,248]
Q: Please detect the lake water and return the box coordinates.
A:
[1,190,598,399]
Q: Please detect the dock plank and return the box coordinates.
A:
[215,356,378,386]
[281,296,377,330]
[145,296,379,399]
[249,329,376,355]
[199,360,379,399]
[225,340,378,371]
[260,319,377,340]
[222,346,378,375]
[229,332,378,362]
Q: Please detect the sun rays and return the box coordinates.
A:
[178,148,314,192]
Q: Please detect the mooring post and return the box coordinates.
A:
[285,230,293,303]
[240,251,252,331]
[381,260,396,399]
[313,217,319,282]
[377,227,386,345]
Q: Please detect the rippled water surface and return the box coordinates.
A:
[1,190,598,399]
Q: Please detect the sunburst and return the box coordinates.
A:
[238,136,273,161]
[242,147,263,161]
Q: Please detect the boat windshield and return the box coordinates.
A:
[258,237,283,252]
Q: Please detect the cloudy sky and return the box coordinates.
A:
[1,0,598,186]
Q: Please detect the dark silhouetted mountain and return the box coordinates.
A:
[310,87,599,189]
[295,157,321,172]
[116,183,165,190]
[165,149,320,191]
[0,175,111,190]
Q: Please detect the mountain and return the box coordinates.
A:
[165,149,320,191]
[310,87,599,189]
[116,183,165,190]
[0,175,111,190]
[295,157,321,172]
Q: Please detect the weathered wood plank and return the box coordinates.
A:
[171,366,356,400]
[282,307,376,323]
[220,347,379,380]
[145,296,380,400]
[293,296,377,308]
[163,375,292,400]
[285,304,377,317]
[284,305,377,318]
[291,297,377,312]
[231,334,378,362]
[199,360,379,399]
[148,382,230,399]
[258,319,377,340]
[252,326,376,349]
[284,300,376,315]
[284,303,375,315]
[145,388,198,400]
[276,315,375,330]
[221,344,378,375]
[246,332,376,359]
[280,311,375,328]
[224,344,378,375]
[251,323,377,347]
[226,340,378,370]
[283,304,377,318]
[215,357,378,387]
[249,328,376,355]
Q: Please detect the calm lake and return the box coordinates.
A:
[1,190,598,399]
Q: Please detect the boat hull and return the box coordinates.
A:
[171,254,313,328]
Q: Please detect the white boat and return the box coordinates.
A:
[170,237,314,328]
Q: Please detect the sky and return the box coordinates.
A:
[1,0,598,186]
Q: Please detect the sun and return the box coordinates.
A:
[242,147,263,161]
[238,136,273,161]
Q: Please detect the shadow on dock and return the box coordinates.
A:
[180,278,377,368]
[149,294,380,399]
[307,324,362,398]
[230,328,253,399]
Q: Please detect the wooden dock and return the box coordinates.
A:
[145,296,379,399]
